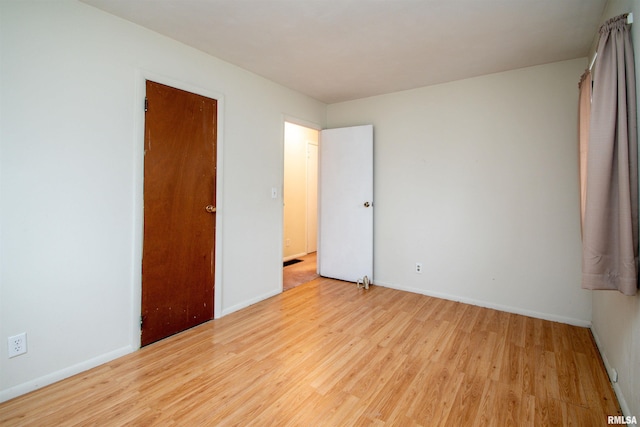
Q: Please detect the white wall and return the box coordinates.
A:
[0,0,325,401]
[590,0,640,418]
[327,58,592,325]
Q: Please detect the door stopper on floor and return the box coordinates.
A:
[356,275,370,290]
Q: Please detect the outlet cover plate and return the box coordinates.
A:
[8,333,27,358]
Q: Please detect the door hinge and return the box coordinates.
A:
[140,315,145,327]
[144,97,148,112]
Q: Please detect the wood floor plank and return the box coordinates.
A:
[0,279,622,426]
[406,362,465,425]
[574,352,621,417]
[448,373,488,424]
[555,346,588,407]
[465,330,499,379]
[359,355,421,422]
[535,396,568,426]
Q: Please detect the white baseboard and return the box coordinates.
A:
[220,288,281,317]
[0,345,134,403]
[374,280,591,328]
[590,328,632,417]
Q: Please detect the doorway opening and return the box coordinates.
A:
[283,121,319,291]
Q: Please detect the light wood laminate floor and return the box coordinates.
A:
[0,278,621,426]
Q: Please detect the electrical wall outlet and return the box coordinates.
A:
[415,262,423,274]
[8,333,27,358]
[611,368,619,383]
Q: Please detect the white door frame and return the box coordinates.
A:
[281,116,322,279]
[306,141,318,254]
[134,69,226,348]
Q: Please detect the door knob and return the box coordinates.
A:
[364,202,370,208]
[205,205,216,213]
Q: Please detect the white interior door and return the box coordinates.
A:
[318,125,373,282]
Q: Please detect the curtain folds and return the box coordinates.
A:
[582,14,638,295]
[578,70,591,234]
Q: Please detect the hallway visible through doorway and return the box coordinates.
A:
[283,252,318,291]
[283,121,319,290]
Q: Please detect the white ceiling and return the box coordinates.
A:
[81,0,606,104]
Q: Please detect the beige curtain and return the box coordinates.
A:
[578,70,591,234]
[582,14,638,295]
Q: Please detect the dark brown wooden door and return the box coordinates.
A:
[141,80,217,346]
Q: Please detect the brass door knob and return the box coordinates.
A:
[205,205,216,213]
